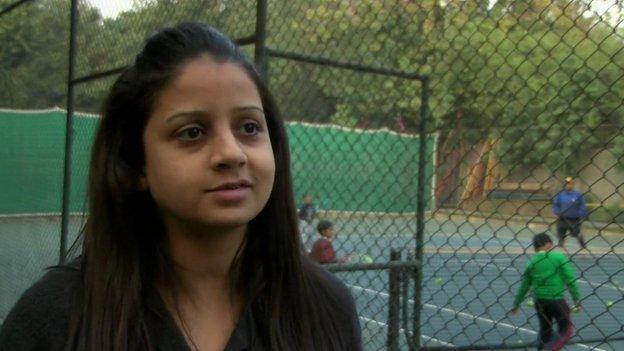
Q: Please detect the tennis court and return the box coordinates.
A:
[2,214,623,350]
[4,0,624,349]
[330,216,624,350]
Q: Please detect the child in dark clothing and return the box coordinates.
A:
[511,233,582,351]
[309,220,348,264]
[298,193,316,224]
[298,194,317,252]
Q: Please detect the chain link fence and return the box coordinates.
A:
[1,0,624,350]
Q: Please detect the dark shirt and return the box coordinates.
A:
[0,263,361,350]
[298,203,316,223]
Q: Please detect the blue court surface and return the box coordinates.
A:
[1,214,623,350]
[330,218,624,351]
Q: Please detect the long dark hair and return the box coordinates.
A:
[66,22,353,350]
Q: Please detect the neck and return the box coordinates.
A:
[162,219,247,299]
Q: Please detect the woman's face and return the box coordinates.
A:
[142,56,275,231]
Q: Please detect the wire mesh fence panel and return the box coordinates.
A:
[417,1,624,349]
[0,0,69,110]
[0,0,72,323]
[2,0,624,350]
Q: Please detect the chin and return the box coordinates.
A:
[205,218,250,229]
[196,210,260,228]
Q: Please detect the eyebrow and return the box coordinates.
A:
[165,106,265,124]
[234,105,265,115]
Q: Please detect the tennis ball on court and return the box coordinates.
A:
[435,278,444,285]
[527,299,534,307]
[606,301,614,309]
[572,306,580,313]
[360,254,373,264]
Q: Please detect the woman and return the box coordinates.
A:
[0,22,361,351]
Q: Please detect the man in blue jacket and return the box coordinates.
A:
[552,177,587,250]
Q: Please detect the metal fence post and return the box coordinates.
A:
[254,0,268,82]
[387,248,402,351]
[59,0,79,264]
[413,76,430,349]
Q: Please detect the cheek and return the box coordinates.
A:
[251,146,276,197]
[262,148,276,186]
[143,141,192,196]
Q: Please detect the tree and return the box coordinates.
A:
[0,0,72,108]
[2,0,622,173]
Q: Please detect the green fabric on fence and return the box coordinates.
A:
[0,110,435,214]
[288,122,435,213]
[0,109,98,214]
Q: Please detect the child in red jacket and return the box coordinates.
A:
[309,220,348,264]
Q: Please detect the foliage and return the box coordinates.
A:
[1,0,623,171]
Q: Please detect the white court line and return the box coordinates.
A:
[473,261,624,294]
[359,316,455,347]
[435,258,511,262]
[349,285,534,334]
[349,284,605,351]
[440,258,511,265]
[471,258,512,262]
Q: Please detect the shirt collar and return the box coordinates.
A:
[144,285,260,351]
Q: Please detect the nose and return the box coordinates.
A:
[209,127,248,170]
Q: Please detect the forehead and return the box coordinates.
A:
[153,56,261,113]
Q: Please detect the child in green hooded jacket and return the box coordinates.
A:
[511,232,582,351]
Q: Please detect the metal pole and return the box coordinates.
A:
[254,0,268,81]
[0,0,34,18]
[412,76,430,349]
[59,0,79,264]
[267,48,424,80]
[387,249,402,351]
[324,260,419,272]
[403,252,415,351]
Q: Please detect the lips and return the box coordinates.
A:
[206,180,252,203]
[207,179,252,192]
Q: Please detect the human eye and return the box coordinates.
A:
[239,121,262,136]
[175,125,205,141]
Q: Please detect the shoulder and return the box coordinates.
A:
[529,252,551,266]
[552,192,563,203]
[529,252,543,263]
[312,238,330,248]
[309,264,354,304]
[0,264,81,351]
[302,261,362,348]
[319,238,331,245]
[550,250,570,262]
[525,254,539,271]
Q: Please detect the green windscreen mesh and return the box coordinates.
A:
[0,109,435,215]
[289,122,435,213]
[0,109,97,214]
